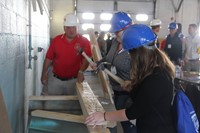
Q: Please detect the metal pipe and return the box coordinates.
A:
[32,0,37,11]
[25,1,32,132]
[176,0,184,13]
[28,0,33,69]
[171,0,176,11]
[171,0,184,13]
[37,0,44,15]
[40,0,50,17]
[153,0,157,19]
[114,0,118,11]
[74,0,77,14]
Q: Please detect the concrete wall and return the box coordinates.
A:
[0,0,50,132]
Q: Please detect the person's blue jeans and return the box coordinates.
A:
[114,93,137,133]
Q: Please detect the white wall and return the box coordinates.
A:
[50,0,74,38]
[50,0,200,38]
[157,0,199,38]
[76,0,154,34]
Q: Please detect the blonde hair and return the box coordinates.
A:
[129,46,175,90]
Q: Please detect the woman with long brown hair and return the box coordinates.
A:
[85,24,176,133]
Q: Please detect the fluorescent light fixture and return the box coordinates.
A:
[136,14,148,22]
[100,24,111,31]
[82,23,94,30]
[82,13,95,20]
[100,13,112,20]
[82,34,90,41]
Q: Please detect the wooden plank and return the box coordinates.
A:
[87,28,114,104]
[76,82,116,132]
[76,82,105,117]
[31,110,84,124]
[76,82,110,133]
[29,95,78,101]
[0,89,12,133]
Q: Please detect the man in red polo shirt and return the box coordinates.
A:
[41,13,92,95]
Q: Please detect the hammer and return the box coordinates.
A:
[76,47,125,86]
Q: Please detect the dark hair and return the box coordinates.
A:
[177,23,182,33]
[95,31,99,35]
[129,45,175,90]
[189,24,198,29]
[151,25,160,30]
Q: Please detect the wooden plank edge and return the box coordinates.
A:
[29,95,78,101]
[31,110,84,124]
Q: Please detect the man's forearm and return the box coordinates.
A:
[42,58,52,75]
[79,59,89,71]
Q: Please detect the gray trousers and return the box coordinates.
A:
[43,76,77,95]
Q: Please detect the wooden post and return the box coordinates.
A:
[87,28,114,104]
[0,88,12,133]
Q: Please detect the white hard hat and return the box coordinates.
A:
[63,13,79,26]
[150,19,162,26]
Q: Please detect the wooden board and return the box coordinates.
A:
[32,110,84,124]
[76,82,116,130]
[0,89,12,133]
[29,95,78,101]
[76,82,111,133]
[87,28,114,104]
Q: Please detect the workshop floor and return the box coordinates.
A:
[28,71,124,133]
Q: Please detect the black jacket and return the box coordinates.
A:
[126,67,176,133]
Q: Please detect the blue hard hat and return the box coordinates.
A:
[168,22,178,29]
[109,12,132,33]
[122,24,157,50]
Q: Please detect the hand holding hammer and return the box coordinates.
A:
[76,46,125,86]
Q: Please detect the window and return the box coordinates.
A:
[82,13,95,20]
[82,23,94,30]
[100,13,112,20]
[136,14,148,22]
[100,24,111,31]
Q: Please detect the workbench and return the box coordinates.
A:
[175,71,200,86]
